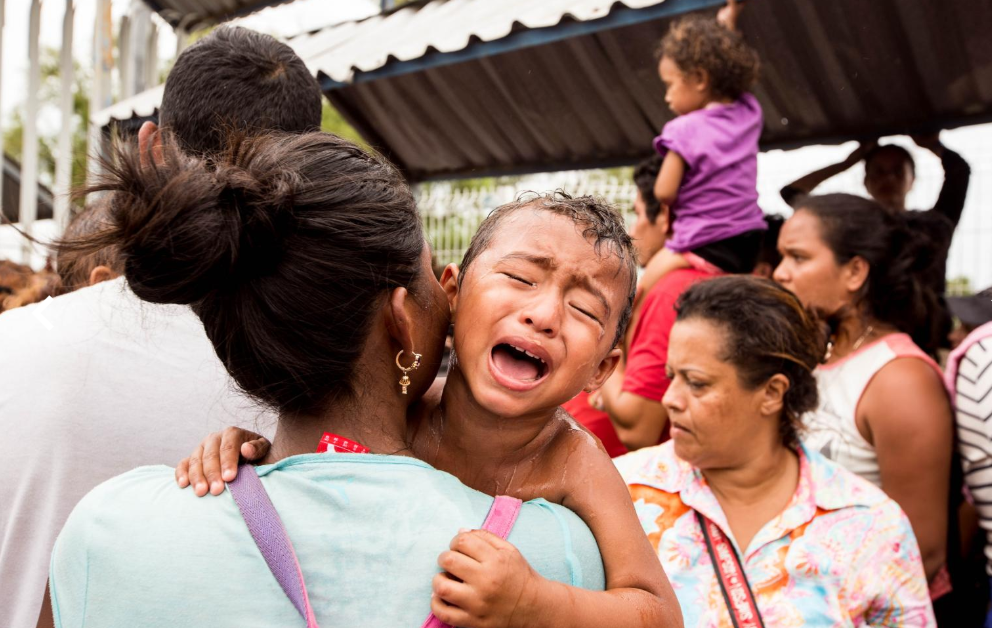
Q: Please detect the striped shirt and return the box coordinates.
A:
[954,336,992,574]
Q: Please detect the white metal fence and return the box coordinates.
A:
[418,179,639,268]
[419,128,992,294]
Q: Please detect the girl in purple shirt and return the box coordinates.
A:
[639,0,766,296]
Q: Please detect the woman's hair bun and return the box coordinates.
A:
[89,131,299,305]
[61,129,426,417]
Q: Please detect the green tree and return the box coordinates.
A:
[4,47,90,192]
[321,100,367,148]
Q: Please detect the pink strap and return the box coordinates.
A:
[421,496,523,628]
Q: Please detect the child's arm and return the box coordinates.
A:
[431,436,683,628]
[175,427,270,496]
[652,151,684,209]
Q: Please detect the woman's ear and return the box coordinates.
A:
[440,264,460,315]
[843,255,870,294]
[759,373,790,417]
[385,286,415,356]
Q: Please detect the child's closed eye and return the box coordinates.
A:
[503,272,535,286]
[571,303,602,324]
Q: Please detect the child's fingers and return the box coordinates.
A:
[432,572,478,608]
[186,444,209,497]
[437,549,482,582]
[448,530,499,563]
[218,427,258,481]
[241,437,270,463]
[200,432,226,495]
[462,528,518,553]
[430,577,475,628]
[175,457,190,488]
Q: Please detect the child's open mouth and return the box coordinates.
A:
[489,340,551,391]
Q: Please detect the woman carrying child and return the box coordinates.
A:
[48,131,683,627]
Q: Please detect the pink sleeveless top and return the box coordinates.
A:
[802,333,940,487]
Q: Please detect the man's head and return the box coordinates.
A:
[629,154,672,267]
[141,27,322,158]
[56,198,122,291]
[443,193,637,418]
[863,144,915,212]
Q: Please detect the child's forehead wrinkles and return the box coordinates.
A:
[498,252,557,270]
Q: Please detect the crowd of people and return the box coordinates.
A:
[1,1,991,627]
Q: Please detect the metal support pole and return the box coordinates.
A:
[175,27,190,57]
[118,14,132,99]
[87,0,113,188]
[145,19,158,88]
[19,0,42,264]
[54,0,75,230]
[0,0,6,220]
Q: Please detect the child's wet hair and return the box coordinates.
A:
[458,191,637,347]
[658,14,759,100]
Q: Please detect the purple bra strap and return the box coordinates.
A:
[421,496,524,628]
[227,463,320,628]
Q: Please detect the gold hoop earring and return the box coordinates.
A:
[395,350,422,395]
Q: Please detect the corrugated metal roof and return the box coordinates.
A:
[141,0,293,30]
[293,0,668,84]
[92,84,164,128]
[302,0,992,181]
[2,155,55,223]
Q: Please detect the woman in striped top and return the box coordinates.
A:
[946,320,992,626]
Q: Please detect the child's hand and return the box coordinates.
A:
[717,0,743,31]
[430,529,546,628]
[588,390,605,412]
[175,427,270,496]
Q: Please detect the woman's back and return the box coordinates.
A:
[51,454,604,627]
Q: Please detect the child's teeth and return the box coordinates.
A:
[523,349,544,363]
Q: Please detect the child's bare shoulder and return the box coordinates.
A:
[542,408,614,475]
[549,407,609,455]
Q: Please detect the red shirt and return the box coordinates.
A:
[563,268,717,457]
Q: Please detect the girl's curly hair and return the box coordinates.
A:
[658,15,760,100]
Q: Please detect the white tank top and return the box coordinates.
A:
[802,333,939,487]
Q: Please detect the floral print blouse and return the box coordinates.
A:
[615,442,935,627]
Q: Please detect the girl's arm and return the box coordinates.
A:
[653,151,684,208]
[860,357,952,582]
[431,436,683,628]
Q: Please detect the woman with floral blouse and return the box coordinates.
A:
[616,276,935,627]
